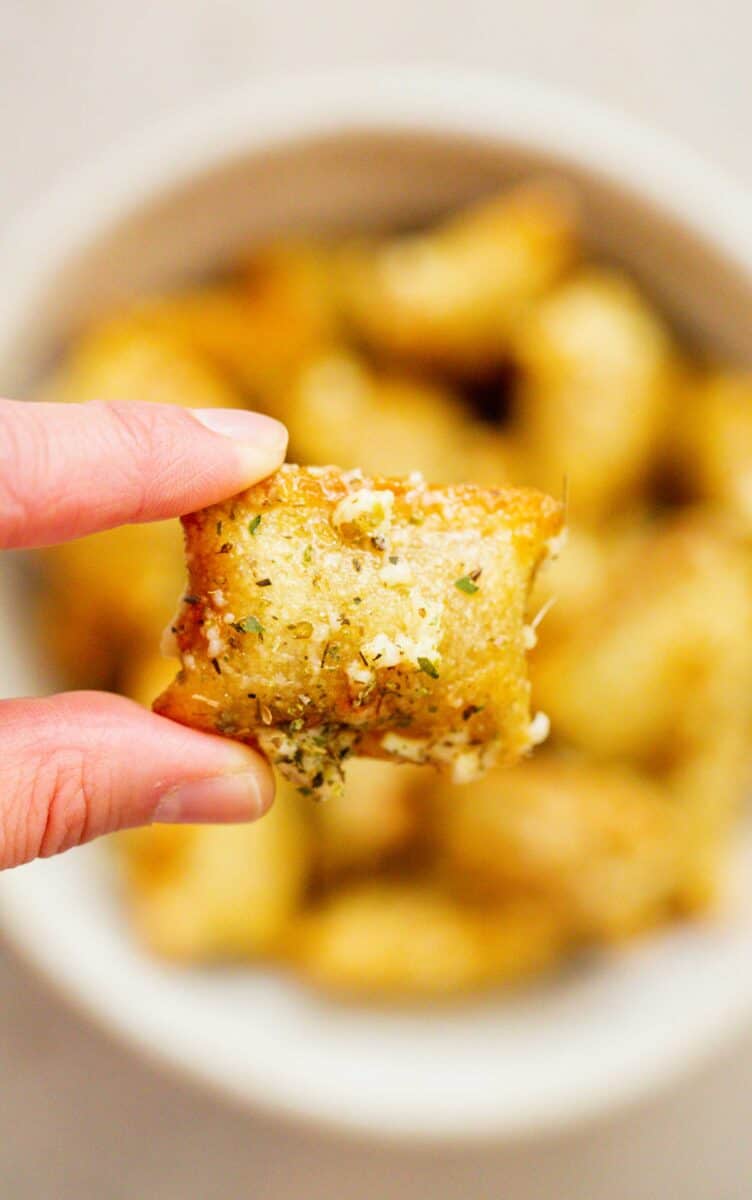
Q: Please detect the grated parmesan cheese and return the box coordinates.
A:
[332,488,394,539]
[528,711,551,746]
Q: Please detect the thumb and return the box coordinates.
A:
[0,691,274,869]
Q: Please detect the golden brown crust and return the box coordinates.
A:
[155,464,563,796]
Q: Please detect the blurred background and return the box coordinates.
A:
[4,2,752,1197]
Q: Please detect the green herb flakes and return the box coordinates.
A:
[455,575,479,595]
[234,615,264,637]
[417,657,439,679]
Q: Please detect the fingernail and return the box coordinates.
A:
[153,772,271,824]
[192,408,288,456]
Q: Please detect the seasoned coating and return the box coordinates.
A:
[283,348,514,483]
[533,514,752,764]
[117,789,310,960]
[155,465,563,797]
[288,882,565,999]
[434,757,686,940]
[337,183,578,375]
[515,269,677,523]
[673,371,752,532]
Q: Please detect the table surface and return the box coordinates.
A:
[3,2,752,1195]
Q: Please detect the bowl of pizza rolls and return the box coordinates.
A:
[2,70,752,1141]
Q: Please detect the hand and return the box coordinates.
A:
[0,397,288,869]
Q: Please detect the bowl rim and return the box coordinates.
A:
[3,66,752,1144]
[1,66,752,357]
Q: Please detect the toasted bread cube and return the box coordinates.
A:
[337,184,578,376]
[312,758,425,879]
[515,269,677,523]
[435,757,685,940]
[533,515,752,764]
[283,348,515,484]
[673,371,752,531]
[288,882,564,999]
[155,465,563,797]
[118,787,310,961]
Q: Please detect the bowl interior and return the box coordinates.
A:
[4,127,752,395]
[3,115,752,1142]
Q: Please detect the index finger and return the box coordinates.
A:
[0,398,287,550]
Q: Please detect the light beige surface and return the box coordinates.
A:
[3,1,752,1195]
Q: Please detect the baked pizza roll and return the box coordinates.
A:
[117,787,310,961]
[311,758,425,880]
[533,513,752,764]
[434,756,685,940]
[39,521,185,690]
[526,524,610,647]
[666,717,752,912]
[337,183,578,376]
[40,314,240,411]
[287,882,565,999]
[673,371,752,532]
[122,241,338,407]
[514,268,678,523]
[283,347,516,484]
[37,319,239,687]
[155,465,563,797]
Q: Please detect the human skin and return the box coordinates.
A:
[0,397,288,869]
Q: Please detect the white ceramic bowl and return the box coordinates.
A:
[2,69,752,1144]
